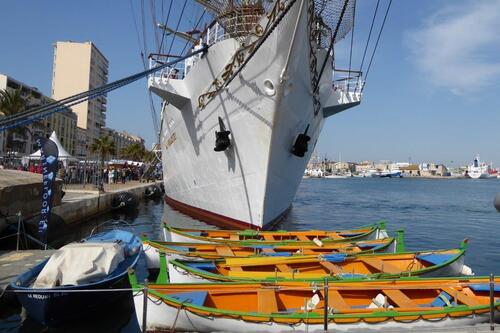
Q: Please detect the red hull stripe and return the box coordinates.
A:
[164,194,259,230]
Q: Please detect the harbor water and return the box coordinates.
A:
[1,177,500,332]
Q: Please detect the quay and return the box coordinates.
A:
[56,180,161,225]
[0,250,55,297]
[0,169,160,226]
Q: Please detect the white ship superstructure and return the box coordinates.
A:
[467,156,492,179]
[149,0,363,229]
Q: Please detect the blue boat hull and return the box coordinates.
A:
[10,230,141,326]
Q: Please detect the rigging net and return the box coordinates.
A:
[194,0,354,47]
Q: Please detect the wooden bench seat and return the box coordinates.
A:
[258,289,279,313]
[359,257,402,274]
[215,246,235,257]
[382,289,418,308]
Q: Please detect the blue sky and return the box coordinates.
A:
[1,1,499,166]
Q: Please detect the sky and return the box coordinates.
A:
[0,0,499,166]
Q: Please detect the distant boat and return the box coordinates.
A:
[467,156,493,179]
[372,169,402,178]
[324,173,350,179]
[10,230,142,326]
[379,169,403,178]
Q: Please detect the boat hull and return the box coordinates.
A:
[10,230,142,326]
[155,0,360,230]
[133,291,500,332]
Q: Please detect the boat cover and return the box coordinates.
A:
[33,242,125,288]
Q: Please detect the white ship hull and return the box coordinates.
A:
[468,171,493,179]
[151,0,361,229]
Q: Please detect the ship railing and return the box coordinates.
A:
[148,54,186,85]
[333,69,364,95]
[202,21,226,45]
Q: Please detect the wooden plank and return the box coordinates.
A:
[257,289,279,313]
[262,234,275,241]
[319,261,344,274]
[215,246,235,257]
[327,289,351,311]
[382,289,418,308]
[296,235,310,241]
[441,287,483,307]
[276,264,293,272]
[229,234,240,241]
[359,257,402,274]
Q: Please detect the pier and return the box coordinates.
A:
[0,250,55,296]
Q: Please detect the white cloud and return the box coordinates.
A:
[405,0,500,95]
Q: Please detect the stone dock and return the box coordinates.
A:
[0,250,55,297]
[0,169,160,226]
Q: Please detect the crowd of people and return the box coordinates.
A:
[0,159,163,185]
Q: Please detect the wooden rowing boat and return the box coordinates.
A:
[143,231,404,268]
[129,271,500,332]
[166,241,471,283]
[163,221,388,244]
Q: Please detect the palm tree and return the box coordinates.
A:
[90,135,116,190]
[120,143,145,161]
[0,89,28,154]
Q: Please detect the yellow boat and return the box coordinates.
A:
[129,271,500,332]
[163,221,388,244]
[166,241,470,283]
[143,231,404,268]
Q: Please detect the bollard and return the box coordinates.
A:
[490,274,495,331]
[142,279,148,333]
[323,277,328,331]
[16,211,21,251]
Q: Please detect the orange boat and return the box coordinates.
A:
[129,271,500,332]
[142,231,403,268]
[163,222,388,244]
[166,241,471,283]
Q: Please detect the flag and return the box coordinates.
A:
[36,137,60,245]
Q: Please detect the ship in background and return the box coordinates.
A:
[466,155,494,179]
[148,0,364,229]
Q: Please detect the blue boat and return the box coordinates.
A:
[9,229,142,326]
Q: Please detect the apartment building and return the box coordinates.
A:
[52,41,108,157]
[0,73,77,156]
[101,127,145,159]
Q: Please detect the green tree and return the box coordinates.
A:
[120,143,145,161]
[90,135,116,190]
[90,135,116,162]
[0,89,28,153]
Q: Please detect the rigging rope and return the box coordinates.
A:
[0,46,209,131]
[359,0,380,73]
[165,0,188,60]
[347,0,356,91]
[362,0,392,91]
[129,0,147,68]
[180,10,206,56]
[158,0,173,54]
[130,0,160,135]
[149,0,161,50]
[314,0,351,93]
[140,0,149,67]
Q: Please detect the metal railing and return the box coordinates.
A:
[4,274,499,332]
[333,68,364,95]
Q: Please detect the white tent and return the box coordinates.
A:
[28,131,75,165]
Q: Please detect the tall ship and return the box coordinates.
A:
[467,156,493,179]
[149,0,363,229]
